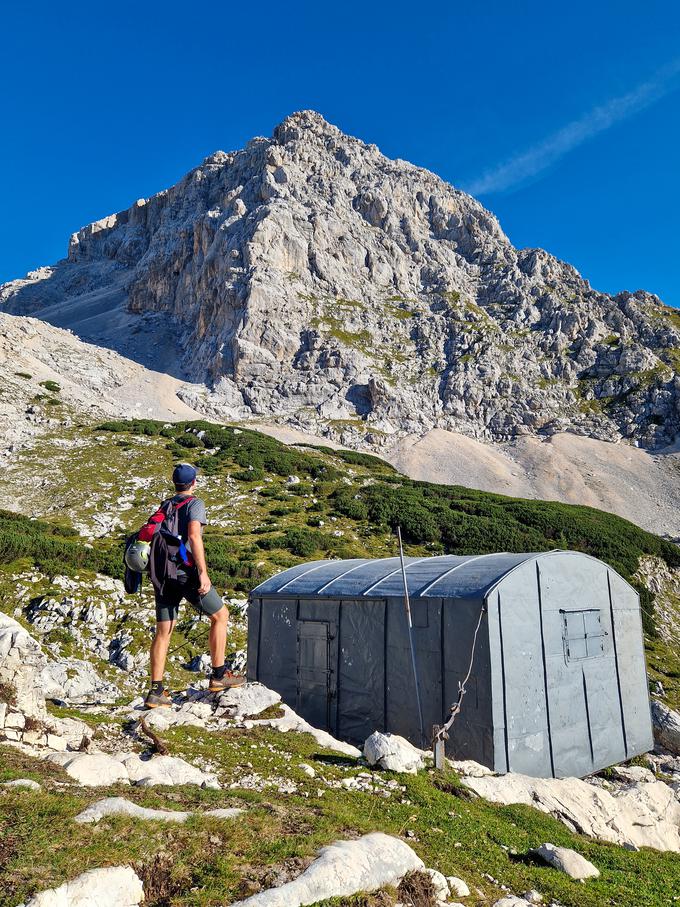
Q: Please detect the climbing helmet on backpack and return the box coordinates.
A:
[124,539,151,572]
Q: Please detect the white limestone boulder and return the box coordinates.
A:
[75,797,190,824]
[20,865,144,906]
[531,843,599,880]
[231,832,424,906]
[448,759,494,778]
[138,707,204,732]
[244,703,361,758]
[48,752,130,787]
[119,753,221,789]
[75,797,244,824]
[423,867,450,902]
[651,700,680,755]
[463,771,680,852]
[609,764,656,784]
[41,658,119,705]
[1,778,41,790]
[364,731,426,774]
[47,751,220,789]
[217,682,281,720]
[447,876,470,897]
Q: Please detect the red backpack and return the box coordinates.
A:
[138,497,194,543]
[141,498,196,594]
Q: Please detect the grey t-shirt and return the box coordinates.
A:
[164,495,207,575]
[167,494,207,543]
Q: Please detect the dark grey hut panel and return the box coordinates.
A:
[248,551,653,778]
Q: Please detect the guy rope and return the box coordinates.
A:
[432,600,487,769]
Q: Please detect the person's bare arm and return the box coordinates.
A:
[188,520,210,594]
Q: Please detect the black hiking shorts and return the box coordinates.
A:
[154,570,224,623]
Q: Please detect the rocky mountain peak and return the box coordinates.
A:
[1,112,679,450]
[273,108,342,142]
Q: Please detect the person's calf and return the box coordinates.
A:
[149,619,175,688]
[208,606,229,669]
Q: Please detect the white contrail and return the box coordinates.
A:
[464,59,680,196]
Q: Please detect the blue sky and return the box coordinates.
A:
[1,2,679,305]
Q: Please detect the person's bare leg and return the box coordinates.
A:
[150,619,176,683]
[209,607,229,670]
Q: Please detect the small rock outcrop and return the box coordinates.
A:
[41,657,119,705]
[217,682,281,720]
[230,832,424,906]
[530,843,600,880]
[74,796,243,824]
[651,700,680,756]
[244,701,361,757]
[363,731,427,774]
[0,612,90,750]
[47,751,221,789]
[461,764,680,852]
[1,778,41,790]
[18,865,144,907]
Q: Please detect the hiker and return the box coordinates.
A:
[144,463,245,708]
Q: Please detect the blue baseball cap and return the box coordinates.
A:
[172,463,197,485]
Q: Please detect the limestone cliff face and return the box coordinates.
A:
[2,110,679,448]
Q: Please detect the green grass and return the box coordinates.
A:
[2,420,680,904]
[661,347,680,373]
[2,731,679,907]
[649,301,680,333]
[2,419,678,639]
[310,314,372,350]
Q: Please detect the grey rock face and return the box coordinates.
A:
[0,611,91,749]
[651,700,680,755]
[2,110,679,449]
[41,657,119,704]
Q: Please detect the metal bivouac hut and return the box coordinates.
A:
[247,551,653,778]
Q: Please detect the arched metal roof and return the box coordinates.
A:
[251,551,582,600]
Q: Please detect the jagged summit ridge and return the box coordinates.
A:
[1,110,679,449]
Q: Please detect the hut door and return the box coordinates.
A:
[297,620,335,731]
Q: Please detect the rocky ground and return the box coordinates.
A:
[0,417,679,904]
[2,603,680,906]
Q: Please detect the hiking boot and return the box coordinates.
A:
[208,671,246,693]
[144,687,173,709]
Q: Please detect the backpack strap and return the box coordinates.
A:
[162,496,195,514]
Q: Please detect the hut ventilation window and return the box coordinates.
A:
[561,609,606,662]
